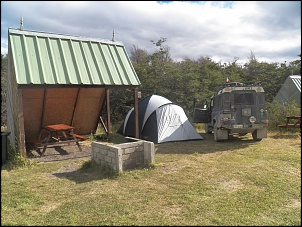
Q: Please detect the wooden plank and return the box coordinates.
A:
[18,89,26,157]
[99,116,108,134]
[70,88,80,126]
[278,124,300,128]
[134,87,139,138]
[22,88,44,142]
[106,88,111,135]
[72,88,105,134]
[73,134,88,140]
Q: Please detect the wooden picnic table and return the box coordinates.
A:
[278,116,301,129]
[36,124,87,156]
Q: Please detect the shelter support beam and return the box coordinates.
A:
[99,116,108,135]
[38,88,47,142]
[40,89,47,128]
[106,88,112,136]
[134,87,139,138]
[70,88,80,126]
[18,89,26,157]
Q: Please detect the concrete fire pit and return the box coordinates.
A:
[91,138,155,172]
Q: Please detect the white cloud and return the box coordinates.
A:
[1,1,301,64]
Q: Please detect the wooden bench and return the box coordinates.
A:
[278,116,301,129]
[34,134,88,147]
[73,134,88,141]
[278,123,300,128]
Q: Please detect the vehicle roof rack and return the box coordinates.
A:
[223,82,245,88]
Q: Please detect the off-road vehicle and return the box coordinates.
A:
[193,81,268,141]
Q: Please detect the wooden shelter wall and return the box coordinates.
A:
[22,87,106,143]
[22,89,44,142]
[7,51,21,151]
[43,88,78,126]
[72,88,106,134]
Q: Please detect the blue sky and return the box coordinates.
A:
[1,1,301,64]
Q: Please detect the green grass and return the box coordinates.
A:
[1,131,301,226]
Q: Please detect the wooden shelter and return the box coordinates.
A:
[6,28,140,156]
[273,75,301,108]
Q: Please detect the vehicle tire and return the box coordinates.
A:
[214,122,228,141]
[205,123,212,134]
[214,122,219,141]
[252,130,262,141]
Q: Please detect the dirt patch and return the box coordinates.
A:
[26,143,92,163]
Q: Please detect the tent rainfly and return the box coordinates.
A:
[122,95,203,143]
[273,75,301,108]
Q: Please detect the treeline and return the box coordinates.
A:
[110,38,301,126]
[1,38,301,128]
[1,54,8,128]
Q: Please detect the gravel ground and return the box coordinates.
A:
[27,143,92,163]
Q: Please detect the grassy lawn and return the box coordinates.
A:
[1,131,301,226]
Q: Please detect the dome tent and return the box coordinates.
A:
[122,95,203,143]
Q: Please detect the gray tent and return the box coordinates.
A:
[273,75,301,107]
[122,95,203,143]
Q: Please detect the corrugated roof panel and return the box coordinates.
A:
[99,44,121,84]
[291,76,301,92]
[41,38,57,84]
[116,45,138,85]
[8,28,141,86]
[10,34,25,83]
[274,75,301,107]
[22,36,37,83]
[36,37,55,84]
[88,42,109,84]
[71,40,93,84]
[109,45,131,85]
[50,38,68,84]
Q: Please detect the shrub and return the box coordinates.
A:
[266,100,301,130]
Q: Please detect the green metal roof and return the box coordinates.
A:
[8,28,141,86]
[274,75,301,107]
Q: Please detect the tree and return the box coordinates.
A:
[130,45,148,64]
[1,54,8,127]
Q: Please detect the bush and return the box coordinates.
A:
[266,100,301,130]
[3,152,36,170]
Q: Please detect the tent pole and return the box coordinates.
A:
[134,87,139,138]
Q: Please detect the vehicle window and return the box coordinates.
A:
[213,95,222,110]
[217,96,222,108]
[257,93,265,105]
[223,93,230,109]
[234,93,255,105]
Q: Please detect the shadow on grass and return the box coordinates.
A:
[52,160,120,183]
[271,132,301,139]
[156,132,261,155]
[52,161,156,184]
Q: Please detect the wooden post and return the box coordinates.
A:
[106,88,111,136]
[18,89,26,157]
[70,88,80,126]
[38,88,47,141]
[134,87,139,138]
